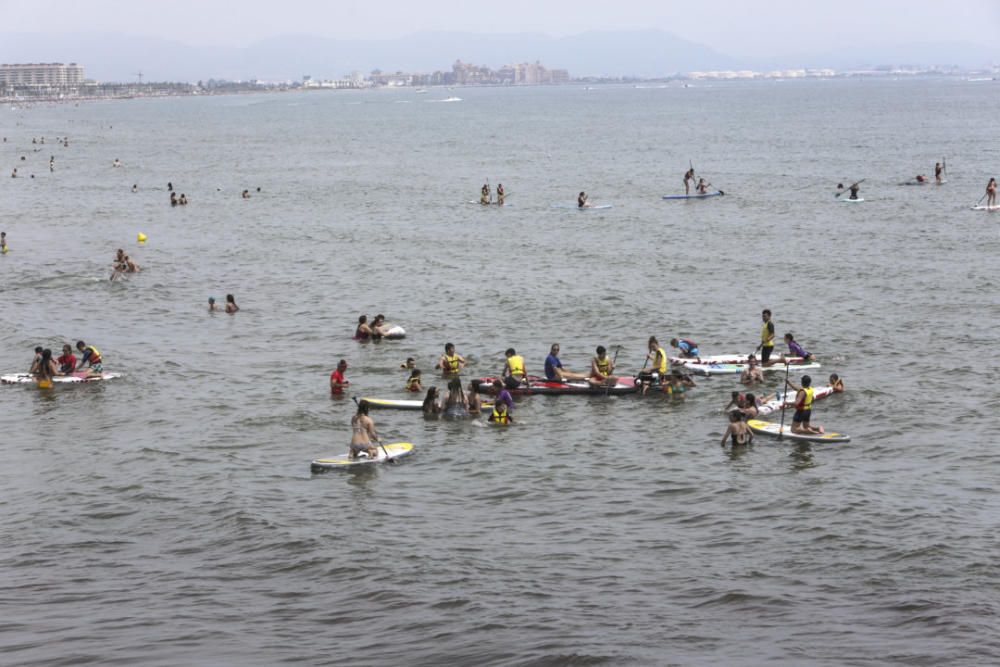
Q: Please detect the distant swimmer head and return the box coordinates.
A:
[226,294,236,303]
[801,375,812,387]
[208,297,216,304]
[505,348,516,357]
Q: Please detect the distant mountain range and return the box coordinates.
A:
[0,30,995,82]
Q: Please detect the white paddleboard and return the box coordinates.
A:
[467,201,513,207]
[311,442,414,471]
[669,354,807,366]
[679,361,821,376]
[971,205,1000,211]
[551,203,613,210]
[1,372,123,384]
[747,419,850,443]
[840,198,864,203]
[755,385,836,417]
[360,397,493,413]
[381,325,406,339]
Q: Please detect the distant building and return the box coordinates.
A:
[0,62,84,86]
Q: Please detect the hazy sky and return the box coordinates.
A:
[5,0,1000,56]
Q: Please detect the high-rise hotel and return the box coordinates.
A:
[0,63,84,87]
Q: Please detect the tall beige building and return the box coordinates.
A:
[0,63,85,86]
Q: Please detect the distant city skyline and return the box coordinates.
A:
[5,0,1000,60]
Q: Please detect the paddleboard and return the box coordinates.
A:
[1,371,123,384]
[840,198,864,203]
[669,354,808,366]
[755,385,835,417]
[747,419,850,443]
[360,397,493,413]
[467,201,513,207]
[473,375,636,395]
[661,191,723,200]
[680,361,821,376]
[971,205,1000,211]
[311,442,414,471]
[551,204,613,210]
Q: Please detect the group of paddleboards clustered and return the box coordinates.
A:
[308,307,849,471]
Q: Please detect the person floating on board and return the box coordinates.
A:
[225,294,239,313]
[354,315,373,341]
[758,309,776,366]
[329,359,349,395]
[915,174,927,183]
[405,368,422,392]
[828,373,844,393]
[500,348,527,389]
[721,411,753,448]
[740,355,764,385]
[349,401,380,460]
[496,183,505,206]
[480,182,491,205]
[785,374,824,435]
[934,162,943,184]
[75,340,103,377]
[638,336,668,396]
[577,191,589,208]
[696,178,709,194]
[739,393,760,419]
[587,345,618,388]
[545,343,588,382]
[683,167,696,194]
[56,344,77,375]
[782,333,816,362]
[422,387,441,416]
[437,343,466,376]
[669,337,700,360]
[987,178,997,208]
[488,400,512,424]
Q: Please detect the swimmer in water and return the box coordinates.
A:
[208,297,218,312]
[225,294,239,313]
[1,231,7,254]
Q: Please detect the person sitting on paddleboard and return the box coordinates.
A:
[329,359,349,395]
[683,167,696,195]
[988,178,997,208]
[721,411,753,448]
[782,333,816,362]
[669,337,700,360]
[544,344,588,382]
[354,315,373,340]
[75,340,103,376]
[740,355,764,385]
[422,387,441,416]
[587,345,618,388]
[56,343,77,375]
[696,178,708,194]
[437,343,467,376]
[577,191,589,208]
[480,183,490,205]
[638,336,668,396]
[758,309,776,366]
[491,379,515,414]
[786,375,824,435]
[442,377,469,417]
[349,401,380,460]
[828,373,844,393]
[501,348,528,389]
[496,183,505,206]
[405,368,422,392]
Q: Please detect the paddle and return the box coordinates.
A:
[974,192,988,207]
[777,362,791,441]
[835,179,864,198]
[703,181,725,196]
[352,396,393,462]
[603,345,621,397]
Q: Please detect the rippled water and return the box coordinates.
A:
[1,79,999,666]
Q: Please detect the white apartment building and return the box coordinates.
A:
[0,63,85,86]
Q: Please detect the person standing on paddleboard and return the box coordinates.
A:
[587,345,618,388]
[987,178,997,208]
[758,309,776,366]
[496,183,505,206]
[785,375,824,435]
[935,162,943,184]
[349,401,380,460]
[683,167,695,195]
[849,182,860,200]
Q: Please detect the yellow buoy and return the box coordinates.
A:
[137,232,147,243]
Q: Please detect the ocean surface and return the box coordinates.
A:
[1,78,999,666]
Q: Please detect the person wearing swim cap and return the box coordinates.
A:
[329,359,349,395]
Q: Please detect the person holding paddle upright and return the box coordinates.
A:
[683,167,696,195]
[935,162,943,184]
[987,178,997,208]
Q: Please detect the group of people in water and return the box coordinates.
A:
[28,341,104,388]
[352,314,395,340]
[110,248,140,281]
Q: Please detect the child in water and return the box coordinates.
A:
[828,373,844,392]
[405,369,422,392]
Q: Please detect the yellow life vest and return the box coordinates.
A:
[595,356,611,375]
[405,376,420,391]
[85,345,102,363]
[761,321,774,348]
[654,347,667,374]
[443,354,461,374]
[797,386,814,411]
[508,355,525,377]
[490,405,510,424]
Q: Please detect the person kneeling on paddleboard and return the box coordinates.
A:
[587,345,618,388]
[638,337,668,396]
[782,333,816,362]
[696,178,708,194]
[785,375,824,435]
[75,340,103,377]
[349,402,380,459]
[670,337,701,361]
[501,348,528,389]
